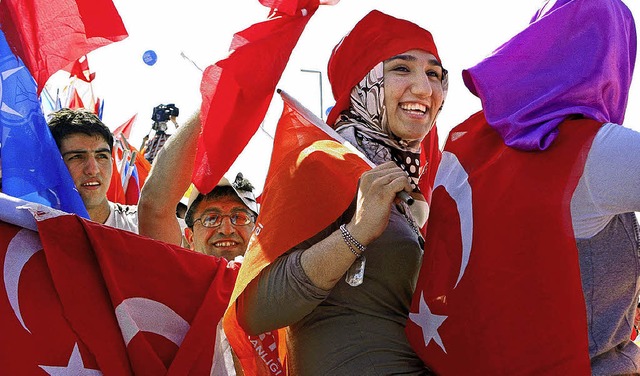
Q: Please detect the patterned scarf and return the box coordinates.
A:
[334,63,423,191]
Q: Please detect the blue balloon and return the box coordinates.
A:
[142,50,158,66]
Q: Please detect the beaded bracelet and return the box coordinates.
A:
[339,224,366,258]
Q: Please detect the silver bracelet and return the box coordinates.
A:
[339,224,366,257]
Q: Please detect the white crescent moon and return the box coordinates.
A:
[433,151,473,288]
[3,228,43,332]
[115,297,190,346]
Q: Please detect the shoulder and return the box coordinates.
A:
[590,122,640,155]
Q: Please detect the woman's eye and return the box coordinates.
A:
[392,65,410,72]
[426,70,442,79]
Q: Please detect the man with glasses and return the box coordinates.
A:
[183,173,258,261]
[138,111,258,262]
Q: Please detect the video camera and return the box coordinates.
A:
[152,103,179,123]
[151,103,179,132]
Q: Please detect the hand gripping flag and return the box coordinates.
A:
[406,112,599,375]
[223,91,371,375]
[0,195,239,374]
[0,0,128,93]
[193,0,335,195]
[0,31,89,218]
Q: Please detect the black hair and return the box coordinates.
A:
[48,108,114,152]
[184,186,247,228]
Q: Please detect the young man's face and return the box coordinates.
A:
[59,134,112,212]
[185,195,255,261]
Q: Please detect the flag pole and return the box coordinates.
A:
[180,51,204,72]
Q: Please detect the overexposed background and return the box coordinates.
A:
[45,0,640,194]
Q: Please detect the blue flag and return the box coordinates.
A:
[0,31,89,218]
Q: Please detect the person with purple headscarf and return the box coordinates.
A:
[407,0,640,374]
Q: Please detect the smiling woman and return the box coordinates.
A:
[383,50,446,142]
[235,9,446,375]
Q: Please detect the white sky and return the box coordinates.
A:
[46,0,640,194]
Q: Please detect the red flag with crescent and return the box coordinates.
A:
[406,112,599,375]
[67,55,96,83]
[0,207,238,374]
[223,91,371,375]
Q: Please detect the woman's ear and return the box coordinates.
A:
[184,227,195,250]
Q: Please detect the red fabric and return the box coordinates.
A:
[106,157,126,204]
[193,0,322,195]
[326,10,441,125]
[0,213,238,374]
[111,134,150,205]
[406,112,599,375]
[68,88,85,110]
[124,173,140,205]
[134,147,151,188]
[224,93,371,375]
[67,55,95,82]
[94,97,102,115]
[113,114,137,140]
[418,125,442,236]
[0,0,127,94]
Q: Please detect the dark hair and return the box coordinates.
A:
[48,108,114,152]
[185,186,253,228]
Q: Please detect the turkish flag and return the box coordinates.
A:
[193,0,324,195]
[123,167,140,205]
[0,0,127,94]
[68,88,85,110]
[106,156,127,204]
[67,55,95,82]
[111,134,151,205]
[134,149,151,189]
[223,91,371,375]
[418,125,441,236]
[406,112,599,375]
[113,114,137,140]
[0,208,238,374]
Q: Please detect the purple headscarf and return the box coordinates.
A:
[463,0,637,150]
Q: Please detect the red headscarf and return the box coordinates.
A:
[326,9,443,126]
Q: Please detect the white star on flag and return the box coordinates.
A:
[409,293,448,353]
[39,343,103,375]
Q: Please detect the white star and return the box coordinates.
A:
[409,293,448,353]
[39,343,102,375]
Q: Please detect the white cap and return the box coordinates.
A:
[186,173,258,218]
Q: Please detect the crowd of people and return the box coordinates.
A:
[2,0,639,374]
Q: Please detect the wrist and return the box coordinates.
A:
[339,224,365,258]
[343,222,371,249]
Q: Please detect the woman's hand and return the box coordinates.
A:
[348,161,412,245]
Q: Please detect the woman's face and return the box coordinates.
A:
[383,49,445,142]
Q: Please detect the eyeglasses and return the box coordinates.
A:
[192,211,255,228]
